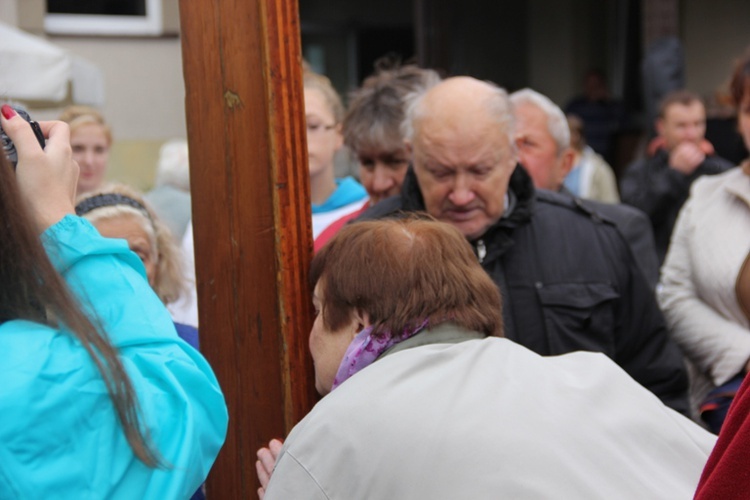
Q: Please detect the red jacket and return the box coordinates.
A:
[695,374,750,499]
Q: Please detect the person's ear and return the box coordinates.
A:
[351,308,371,338]
[333,123,344,149]
[656,118,665,137]
[561,147,576,177]
[404,140,413,160]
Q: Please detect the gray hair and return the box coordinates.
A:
[155,139,190,191]
[509,88,570,155]
[402,80,515,146]
[344,63,441,154]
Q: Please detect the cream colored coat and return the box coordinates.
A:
[658,166,750,415]
[265,324,714,500]
[578,146,621,203]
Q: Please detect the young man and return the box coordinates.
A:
[620,90,733,263]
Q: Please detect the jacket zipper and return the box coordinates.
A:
[477,239,486,263]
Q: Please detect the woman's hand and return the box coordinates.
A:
[1,105,78,232]
[256,438,283,499]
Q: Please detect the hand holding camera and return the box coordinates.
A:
[1,106,45,169]
[1,104,79,232]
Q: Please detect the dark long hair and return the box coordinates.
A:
[0,152,159,466]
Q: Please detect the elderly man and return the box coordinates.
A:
[510,88,659,288]
[620,90,733,263]
[362,77,688,413]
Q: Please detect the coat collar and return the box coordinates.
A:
[380,322,487,359]
[724,162,750,207]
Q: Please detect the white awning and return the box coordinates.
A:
[0,22,104,106]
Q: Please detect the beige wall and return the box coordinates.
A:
[1,0,185,190]
[48,36,187,190]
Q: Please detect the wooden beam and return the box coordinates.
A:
[178,1,317,497]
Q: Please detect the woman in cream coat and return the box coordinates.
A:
[658,51,750,431]
[257,217,715,500]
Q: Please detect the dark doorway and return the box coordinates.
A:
[356,25,415,84]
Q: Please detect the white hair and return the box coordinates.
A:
[154,139,190,191]
[509,88,570,155]
[401,79,515,147]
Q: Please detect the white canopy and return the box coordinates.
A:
[0,22,104,106]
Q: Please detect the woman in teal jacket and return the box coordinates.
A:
[0,107,228,498]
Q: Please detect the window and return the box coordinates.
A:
[45,0,164,36]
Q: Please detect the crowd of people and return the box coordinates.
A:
[3,43,750,498]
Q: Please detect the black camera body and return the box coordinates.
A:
[1,106,46,169]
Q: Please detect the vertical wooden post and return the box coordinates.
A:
[178,1,317,497]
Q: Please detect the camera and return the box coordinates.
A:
[1,105,46,169]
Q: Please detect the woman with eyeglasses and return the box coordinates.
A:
[313,60,441,252]
[303,71,367,240]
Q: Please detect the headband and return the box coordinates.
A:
[75,193,152,221]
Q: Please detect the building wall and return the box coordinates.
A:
[3,0,750,189]
[41,36,186,190]
[528,0,577,106]
[684,0,750,106]
[1,0,184,190]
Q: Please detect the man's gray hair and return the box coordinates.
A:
[509,88,570,155]
[401,80,515,145]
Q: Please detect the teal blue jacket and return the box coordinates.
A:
[0,216,228,498]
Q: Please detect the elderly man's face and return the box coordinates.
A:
[411,115,516,240]
[514,102,573,191]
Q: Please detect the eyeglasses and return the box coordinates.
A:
[306,122,336,135]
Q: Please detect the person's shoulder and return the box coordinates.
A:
[536,189,612,223]
[622,156,650,176]
[704,153,736,171]
[578,198,649,226]
[356,195,406,221]
[533,191,629,244]
[691,166,742,197]
[337,176,367,196]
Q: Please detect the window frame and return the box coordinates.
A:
[45,0,163,36]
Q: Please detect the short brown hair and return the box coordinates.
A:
[310,215,503,339]
[730,48,750,108]
[343,60,440,154]
[658,90,703,118]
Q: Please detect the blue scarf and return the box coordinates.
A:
[311,177,367,214]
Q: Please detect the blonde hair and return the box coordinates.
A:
[303,71,345,124]
[59,105,113,145]
[76,184,187,305]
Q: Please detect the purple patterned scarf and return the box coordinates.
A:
[331,319,429,391]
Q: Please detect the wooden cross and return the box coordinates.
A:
[179,0,317,497]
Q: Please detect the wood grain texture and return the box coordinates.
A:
[179,0,316,497]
